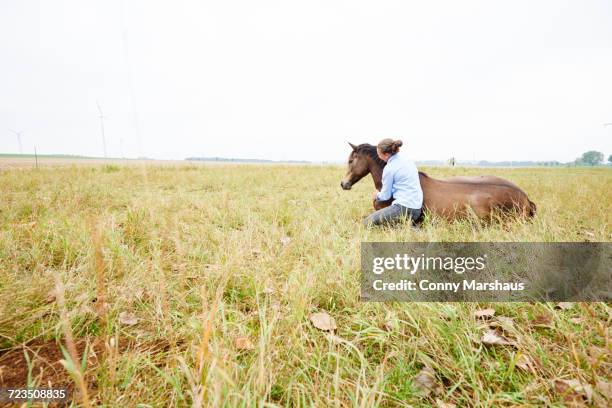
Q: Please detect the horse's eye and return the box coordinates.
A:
[348,160,353,164]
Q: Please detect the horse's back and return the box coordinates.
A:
[419,173,535,219]
[440,175,522,190]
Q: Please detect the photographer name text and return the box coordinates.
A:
[372,279,525,292]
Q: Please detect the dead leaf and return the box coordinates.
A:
[473,308,495,319]
[554,379,593,403]
[412,366,442,397]
[489,316,515,332]
[515,354,539,372]
[531,313,553,328]
[309,312,337,331]
[480,329,516,346]
[45,289,56,303]
[555,302,574,310]
[234,336,255,350]
[118,311,138,326]
[569,317,584,325]
[435,399,456,408]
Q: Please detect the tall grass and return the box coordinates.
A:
[0,164,610,406]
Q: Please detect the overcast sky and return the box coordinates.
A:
[1,1,611,162]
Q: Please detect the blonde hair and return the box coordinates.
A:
[377,138,403,155]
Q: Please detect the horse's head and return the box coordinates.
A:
[340,142,373,190]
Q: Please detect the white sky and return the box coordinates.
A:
[1,0,611,162]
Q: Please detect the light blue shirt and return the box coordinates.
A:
[376,152,423,209]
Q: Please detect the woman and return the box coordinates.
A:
[364,138,424,227]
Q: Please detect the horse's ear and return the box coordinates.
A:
[348,142,357,151]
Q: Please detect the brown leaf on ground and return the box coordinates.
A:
[531,313,553,328]
[515,354,539,372]
[234,336,255,350]
[45,288,57,303]
[412,366,442,397]
[473,308,495,319]
[555,302,575,310]
[480,329,516,346]
[554,379,593,404]
[435,399,456,408]
[309,312,337,331]
[118,311,138,326]
[489,316,515,332]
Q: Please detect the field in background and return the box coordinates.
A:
[0,162,610,407]
[0,156,192,169]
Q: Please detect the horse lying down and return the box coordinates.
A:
[340,143,536,220]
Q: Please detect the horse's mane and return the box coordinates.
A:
[355,144,387,168]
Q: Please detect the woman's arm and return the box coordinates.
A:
[375,166,394,201]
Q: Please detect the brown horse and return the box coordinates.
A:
[340,143,536,220]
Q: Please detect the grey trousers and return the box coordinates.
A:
[363,204,422,227]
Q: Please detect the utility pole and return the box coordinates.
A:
[9,129,23,155]
[96,101,108,158]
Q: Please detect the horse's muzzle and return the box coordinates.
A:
[340,180,352,190]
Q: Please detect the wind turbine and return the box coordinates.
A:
[9,129,23,155]
[96,101,108,158]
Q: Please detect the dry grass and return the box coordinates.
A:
[0,163,610,407]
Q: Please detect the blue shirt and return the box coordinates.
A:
[376,152,423,209]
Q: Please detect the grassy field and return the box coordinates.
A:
[0,163,610,407]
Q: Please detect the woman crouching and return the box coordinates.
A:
[364,138,423,227]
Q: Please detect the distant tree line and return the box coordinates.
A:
[185,156,310,164]
[574,150,609,166]
[439,150,611,167]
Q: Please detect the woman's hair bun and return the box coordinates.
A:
[377,138,403,154]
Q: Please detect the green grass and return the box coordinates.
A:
[0,164,610,407]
